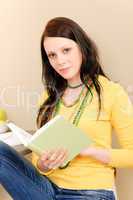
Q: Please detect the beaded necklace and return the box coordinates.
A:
[60,84,85,108]
[53,82,93,127]
[52,82,93,169]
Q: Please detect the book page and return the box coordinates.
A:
[0,132,22,146]
[7,123,32,146]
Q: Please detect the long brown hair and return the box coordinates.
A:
[37,17,108,128]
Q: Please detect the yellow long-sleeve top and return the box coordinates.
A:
[32,75,133,189]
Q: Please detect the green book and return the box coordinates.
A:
[7,115,93,167]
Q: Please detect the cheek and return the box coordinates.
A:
[71,54,82,69]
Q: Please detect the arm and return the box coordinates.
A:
[108,84,133,167]
[80,84,133,168]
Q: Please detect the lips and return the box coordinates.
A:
[59,67,70,70]
[58,67,71,73]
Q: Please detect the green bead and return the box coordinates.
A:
[54,85,92,127]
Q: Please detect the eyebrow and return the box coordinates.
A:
[46,44,73,55]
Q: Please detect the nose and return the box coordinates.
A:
[56,53,66,66]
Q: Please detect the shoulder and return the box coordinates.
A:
[37,90,49,107]
[98,75,126,95]
[97,75,130,109]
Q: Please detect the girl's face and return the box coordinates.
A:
[43,37,82,82]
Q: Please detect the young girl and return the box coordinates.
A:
[0,17,133,200]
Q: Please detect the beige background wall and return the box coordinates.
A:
[0,0,133,199]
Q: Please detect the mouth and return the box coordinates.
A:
[59,67,70,72]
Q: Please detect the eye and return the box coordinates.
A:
[63,48,71,54]
[48,53,56,59]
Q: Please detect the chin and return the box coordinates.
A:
[62,74,75,81]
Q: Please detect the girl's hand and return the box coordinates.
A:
[79,147,111,164]
[79,147,94,156]
[37,148,69,171]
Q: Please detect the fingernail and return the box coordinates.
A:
[49,155,56,161]
[48,165,53,169]
[53,167,57,170]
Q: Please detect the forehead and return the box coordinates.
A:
[43,37,77,52]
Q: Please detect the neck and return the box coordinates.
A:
[67,76,83,87]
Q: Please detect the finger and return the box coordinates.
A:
[51,155,69,169]
[48,148,64,161]
[40,148,68,169]
[49,148,67,162]
[56,155,69,168]
[41,149,55,161]
[40,149,59,169]
[40,157,54,170]
[56,149,69,162]
[48,150,69,169]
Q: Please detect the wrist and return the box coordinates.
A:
[89,148,111,164]
[87,147,97,156]
[80,147,96,157]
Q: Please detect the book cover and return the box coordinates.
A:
[7,115,93,166]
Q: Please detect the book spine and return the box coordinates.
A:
[27,143,42,155]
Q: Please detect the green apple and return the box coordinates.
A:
[0,109,7,122]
